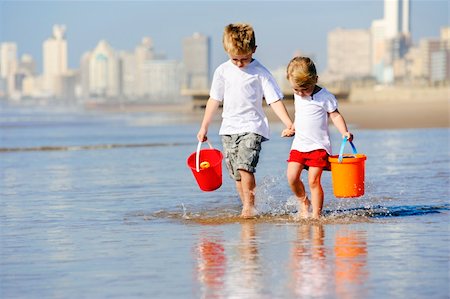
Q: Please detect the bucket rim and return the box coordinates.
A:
[329,153,367,163]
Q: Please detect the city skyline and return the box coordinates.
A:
[1,0,448,73]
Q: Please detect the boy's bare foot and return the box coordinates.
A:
[241,206,258,219]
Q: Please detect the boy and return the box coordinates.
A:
[197,23,294,218]
[283,56,353,219]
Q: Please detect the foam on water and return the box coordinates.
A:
[126,202,449,225]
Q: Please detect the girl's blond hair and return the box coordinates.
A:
[286,57,317,88]
[222,23,256,55]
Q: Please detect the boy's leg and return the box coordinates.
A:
[238,170,256,218]
[287,162,310,218]
[235,180,244,205]
[232,133,262,218]
[307,167,324,219]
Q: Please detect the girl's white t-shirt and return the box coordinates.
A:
[291,87,338,154]
[209,59,283,140]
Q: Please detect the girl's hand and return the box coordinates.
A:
[281,127,295,137]
[343,132,353,142]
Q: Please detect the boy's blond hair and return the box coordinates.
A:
[286,57,317,88]
[222,23,256,55]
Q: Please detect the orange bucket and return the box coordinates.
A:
[329,138,366,198]
[187,141,223,192]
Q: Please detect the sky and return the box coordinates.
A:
[0,0,449,73]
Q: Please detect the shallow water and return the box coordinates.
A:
[1,104,449,298]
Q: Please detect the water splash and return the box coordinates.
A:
[181,203,190,219]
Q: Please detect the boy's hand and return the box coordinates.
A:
[197,128,208,142]
[281,127,295,137]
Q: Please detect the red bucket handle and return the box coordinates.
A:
[196,141,214,172]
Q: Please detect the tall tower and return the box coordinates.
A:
[372,0,411,83]
[135,37,155,96]
[384,0,410,39]
[43,25,68,97]
[0,42,18,98]
[182,33,210,90]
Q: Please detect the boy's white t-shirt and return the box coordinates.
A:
[291,87,338,154]
[209,59,283,140]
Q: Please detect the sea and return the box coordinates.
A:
[1,103,449,299]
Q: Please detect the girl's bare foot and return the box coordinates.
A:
[297,196,311,219]
[311,212,321,220]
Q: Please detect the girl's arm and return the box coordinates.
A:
[197,97,221,142]
[329,110,353,141]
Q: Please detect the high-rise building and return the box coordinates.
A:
[326,28,372,80]
[384,0,410,39]
[119,51,137,100]
[43,25,68,97]
[88,40,120,98]
[0,42,18,98]
[80,52,91,100]
[140,60,182,103]
[182,33,210,90]
[0,42,17,78]
[19,54,36,76]
[372,0,411,83]
[135,37,155,97]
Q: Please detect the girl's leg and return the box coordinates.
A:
[238,170,257,218]
[307,167,324,219]
[287,162,310,218]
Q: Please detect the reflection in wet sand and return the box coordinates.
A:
[290,224,332,298]
[225,222,263,298]
[196,234,226,298]
[334,229,368,298]
[194,220,370,298]
[195,222,264,298]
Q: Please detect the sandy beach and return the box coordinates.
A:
[284,99,450,129]
[92,99,449,130]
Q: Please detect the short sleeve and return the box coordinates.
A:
[209,66,225,101]
[324,93,338,112]
[261,73,283,105]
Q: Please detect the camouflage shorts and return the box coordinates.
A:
[221,132,264,181]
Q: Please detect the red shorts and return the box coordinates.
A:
[287,149,331,170]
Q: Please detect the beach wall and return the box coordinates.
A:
[348,85,449,102]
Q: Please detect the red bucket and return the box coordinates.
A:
[187,141,223,192]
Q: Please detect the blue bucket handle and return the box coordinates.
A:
[338,137,358,163]
[196,141,213,172]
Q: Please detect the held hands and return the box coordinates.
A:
[343,132,354,142]
[281,124,295,137]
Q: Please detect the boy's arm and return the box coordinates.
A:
[269,100,294,132]
[197,97,221,142]
[329,110,353,141]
